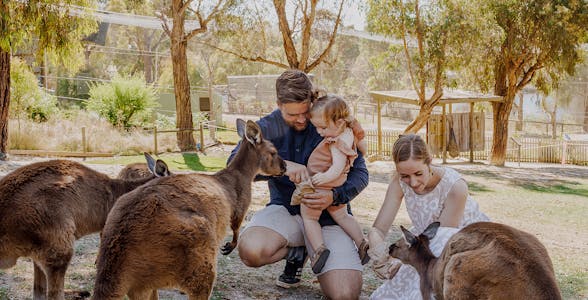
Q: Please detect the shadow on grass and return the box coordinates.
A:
[520,183,588,198]
[468,182,492,193]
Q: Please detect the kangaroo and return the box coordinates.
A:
[388,221,562,300]
[118,160,171,180]
[91,119,286,300]
[0,154,169,300]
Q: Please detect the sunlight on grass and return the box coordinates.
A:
[89,153,227,172]
[557,270,588,300]
[520,183,588,198]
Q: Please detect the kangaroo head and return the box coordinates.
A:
[236,119,286,176]
[389,222,440,266]
[143,152,171,177]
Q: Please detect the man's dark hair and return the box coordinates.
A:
[276,69,316,104]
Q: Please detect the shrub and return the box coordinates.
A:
[86,75,158,128]
[10,57,58,122]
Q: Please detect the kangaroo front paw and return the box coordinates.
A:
[221,242,235,255]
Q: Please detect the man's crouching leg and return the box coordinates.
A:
[238,227,289,267]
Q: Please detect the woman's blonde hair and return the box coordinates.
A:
[310,94,353,126]
[392,134,432,165]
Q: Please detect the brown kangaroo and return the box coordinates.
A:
[92,119,286,300]
[118,160,171,180]
[0,155,169,300]
[388,221,562,300]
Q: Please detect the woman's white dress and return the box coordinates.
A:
[370,167,490,300]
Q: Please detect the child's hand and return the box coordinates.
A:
[311,172,329,186]
[325,136,338,143]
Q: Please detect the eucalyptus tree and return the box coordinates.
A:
[366,0,479,133]
[0,0,97,160]
[158,0,233,151]
[105,0,169,83]
[205,0,348,73]
[479,0,587,165]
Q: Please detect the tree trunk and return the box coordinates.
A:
[490,88,516,166]
[171,3,195,151]
[404,101,436,133]
[515,92,524,131]
[0,48,10,160]
[142,32,154,83]
[0,0,10,160]
[143,52,154,84]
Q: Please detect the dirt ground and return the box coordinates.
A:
[0,153,587,299]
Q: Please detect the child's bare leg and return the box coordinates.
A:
[301,204,331,274]
[327,205,365,246]
[328,205,370,264]
[301,204,325,251]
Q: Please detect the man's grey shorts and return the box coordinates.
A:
[243,204,363,275]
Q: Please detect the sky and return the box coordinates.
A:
[343,1,366,30]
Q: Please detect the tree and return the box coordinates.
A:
[366,0,478,133]
[557,52,588,133]
[159,0,232,151]
[0,0,97,160]
[482,0,587,165]
[205,0,347,73]
[107,0,169,83]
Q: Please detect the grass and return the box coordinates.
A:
[0,287,10,300]
[558,270,588,299]
[520,182,588,197]
[88,152,228,172]
[1,157,587,299]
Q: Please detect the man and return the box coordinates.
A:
[229,69,369,299]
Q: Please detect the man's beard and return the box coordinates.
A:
[287,120,308,131]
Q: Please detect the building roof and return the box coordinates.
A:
[369,89,503,105]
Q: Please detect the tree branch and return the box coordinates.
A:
[400,4,421,103]
[274,0,299,68]
[415,0,426,99]
[200,42,289,69]
[517,62,543,90]
[306,0,344,72]
[158,13,172,37]
[180,0,195,17]
[299,0,316,68]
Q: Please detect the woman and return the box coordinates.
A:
[368,134,489,300]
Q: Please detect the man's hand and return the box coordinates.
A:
[285,161,310,184]
[301,189,334,210]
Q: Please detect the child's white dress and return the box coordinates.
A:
[370,167,490,300]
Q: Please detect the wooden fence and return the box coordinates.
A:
[365,130,588,166]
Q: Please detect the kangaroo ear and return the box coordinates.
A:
[400,225,418,246]
[245,120,262,145]
[237,119,256,145]
[422,222,440,241]
[236,119,246,139]
[144,152,157,172]
[155,159,170,177]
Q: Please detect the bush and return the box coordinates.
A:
[10,58,58,122]
[86,75,158,128]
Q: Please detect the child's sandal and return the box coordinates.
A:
[358,239,370,265]
[310,245,330,274]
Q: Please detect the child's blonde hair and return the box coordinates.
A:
[310,94,354,126]
[392,134,432,165]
